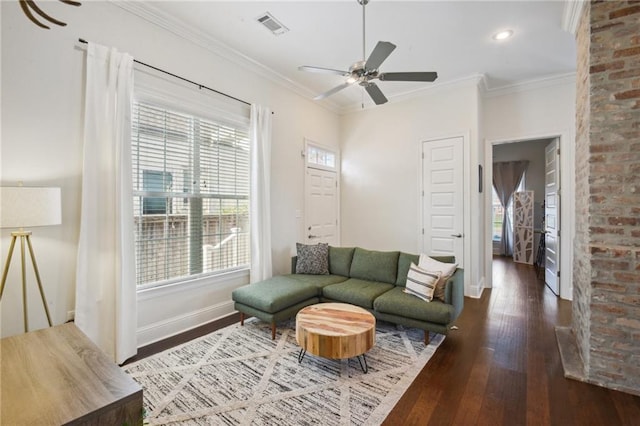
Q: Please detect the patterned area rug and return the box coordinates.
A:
[124,318,444,425]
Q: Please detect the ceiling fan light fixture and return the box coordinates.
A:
[493,30,514,41]
[298,0,437,106]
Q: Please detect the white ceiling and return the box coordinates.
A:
[136,1,576,111]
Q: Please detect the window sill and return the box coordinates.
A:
[136,268,250,302]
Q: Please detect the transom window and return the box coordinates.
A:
[132,101,250,288]
[306,145,336,169]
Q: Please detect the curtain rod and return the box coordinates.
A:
[78,38,259,110]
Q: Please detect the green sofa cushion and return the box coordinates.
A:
[322,278,394,309]
[282,273,349,290]
[396,252,420,286]
[432,255,456,264]
[373,286,454,324]
[329,246,355,276]
[349,248,399,284]
[396,253,456,286]
[232,276,317,313]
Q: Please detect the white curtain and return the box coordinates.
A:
[249,105,273,283]
[75,43,136,364]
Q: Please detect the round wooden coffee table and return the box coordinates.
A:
[295,303,375,373]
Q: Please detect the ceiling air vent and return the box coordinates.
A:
[256,12,289,36]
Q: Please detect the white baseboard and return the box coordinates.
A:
[468,276,485,299]
[136,300,236,347]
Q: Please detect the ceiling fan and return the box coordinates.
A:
[299,0,438,105]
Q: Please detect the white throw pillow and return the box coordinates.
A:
[418,254,458,301]
[404,263,441,302]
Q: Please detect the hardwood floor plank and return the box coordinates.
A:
[383,257,640,425]
[612,392,640,424]
[451,347,495,425]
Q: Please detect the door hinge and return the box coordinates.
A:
[422,190,424,196]
[335,181,338,188]
[422,228,424,235]
[557,271,560,278]
[422,152,424,159]
[557,148,560,156]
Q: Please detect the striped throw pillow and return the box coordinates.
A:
[403,263,442,302]
[418,254,458,301]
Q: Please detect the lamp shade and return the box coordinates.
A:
[0,187,62,229]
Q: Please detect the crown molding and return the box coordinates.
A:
[111,1,342,114]
[340,74,487,114]
[482,73,576,99]
[561,0,586,35]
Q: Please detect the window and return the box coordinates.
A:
[306,144,336,170]
[492,187,503,241]
[132,101,250,288]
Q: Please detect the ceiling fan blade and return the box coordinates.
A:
[364,82,388,105]
[299,66,350,76]
[379,72,438,82]
[365,41,396,71]
[313,82,353,100]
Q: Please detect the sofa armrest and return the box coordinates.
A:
[291,256,298,274]
[443,268,464,321]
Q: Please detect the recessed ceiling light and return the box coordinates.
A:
[493,30,513,41]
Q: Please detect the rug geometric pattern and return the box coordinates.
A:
[123,318,444,425]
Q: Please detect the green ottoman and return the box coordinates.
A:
[232,276,320,339]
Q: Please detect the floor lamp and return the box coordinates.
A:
[0,186,61,332]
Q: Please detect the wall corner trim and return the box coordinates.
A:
[561,0,586,35]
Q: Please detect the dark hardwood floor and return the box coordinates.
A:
[130,257,640,424]
[383,257,640,426]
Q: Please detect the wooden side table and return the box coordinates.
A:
[1,323,143,425]
[295,303,375,373]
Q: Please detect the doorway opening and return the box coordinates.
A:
[489,137,560,296]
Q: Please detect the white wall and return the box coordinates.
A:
[482,76,576,300]
[0,1,340,344]
[340,80,485,297]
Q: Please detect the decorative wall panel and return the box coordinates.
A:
[513,190,534,264]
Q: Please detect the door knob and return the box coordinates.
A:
[451,233,463,238]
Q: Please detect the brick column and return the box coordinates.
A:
[573,0,640,395]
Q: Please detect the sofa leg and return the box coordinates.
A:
[424,330,430,345]
[240,312,245,326]
[271,324,276,340]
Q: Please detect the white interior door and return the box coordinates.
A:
[304,167,338,246]
[545,139,560,295]
[304,141,339,246]
[422,137,464,267]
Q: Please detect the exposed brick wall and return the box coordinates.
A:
[574,0,640,395]
[573,2,592,374]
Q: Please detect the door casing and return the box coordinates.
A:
[485,132,574,301]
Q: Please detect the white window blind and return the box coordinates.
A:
[132,101,250,288]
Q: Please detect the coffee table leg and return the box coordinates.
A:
[298,349,306,364]
[357,354,368,374]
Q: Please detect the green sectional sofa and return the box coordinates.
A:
[232,246,464,343]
